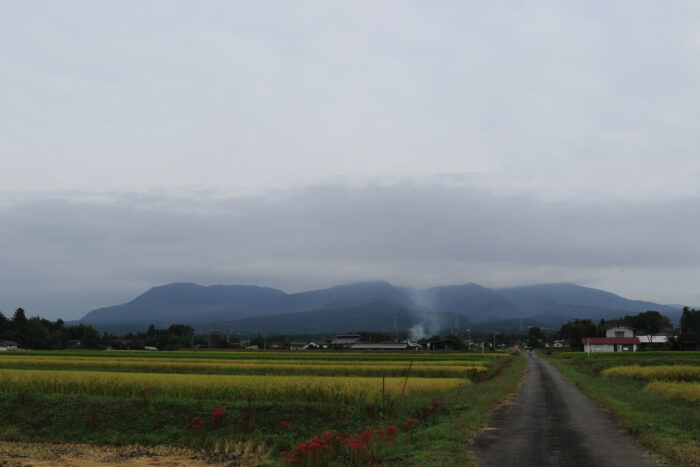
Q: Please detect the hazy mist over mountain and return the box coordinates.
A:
[78,281,682,335]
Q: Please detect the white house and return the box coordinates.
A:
[582,327,640,352]
[582,337,640,352]
[606,326,634,338]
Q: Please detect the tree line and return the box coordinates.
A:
[553,309,700,351]
[0,308,101,349]
[0,308,199,350]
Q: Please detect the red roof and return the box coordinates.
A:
[581,337,640,344]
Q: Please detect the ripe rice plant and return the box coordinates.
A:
[0,368,468,402]
[644,382,700,405]
[9,349,506,362]
[602,365,700,382]
[0,355,489,378]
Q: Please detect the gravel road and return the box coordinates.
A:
[473,351,664,467]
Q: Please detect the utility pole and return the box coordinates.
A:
[393,315,398,342]
[467,328,471,351]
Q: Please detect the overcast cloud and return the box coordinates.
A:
[1,1,700,319]
[2,183,700,320]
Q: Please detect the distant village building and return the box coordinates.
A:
[633,332,673,350]
[351,341,422,351]
[552,339,567,348]
[330,334,362,349]
[290,340,325,350]
[0,340,19,351]
[426,339,456,351]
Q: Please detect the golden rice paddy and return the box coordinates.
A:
[601,365,700,382]
[644,381,700,405]
[0,368,468,402]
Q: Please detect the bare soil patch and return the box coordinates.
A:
[0,441,265,466]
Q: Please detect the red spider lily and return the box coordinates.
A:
[278,421,292,429]
[185,415,205,433]
[209,407,226,420]
[384,424,398,442]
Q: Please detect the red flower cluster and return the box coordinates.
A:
[209,407,227,430]
[209,407,226,420]
[281,424,405,465]
[343,426,374,451]
[185,415,205,432]
[382,425,398,443]
[278,420,292,429]
[281,430,343,465]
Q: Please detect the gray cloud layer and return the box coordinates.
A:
[2,182,699,320]
[1,1,699,199]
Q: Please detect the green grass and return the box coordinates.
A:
[543,351,700,467]
[378,354,526,466]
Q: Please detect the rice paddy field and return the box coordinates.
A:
[544,351,700,467]
[0,350,524,466]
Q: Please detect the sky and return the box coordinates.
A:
[2,1,700,320]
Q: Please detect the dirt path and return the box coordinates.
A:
[472,351,665,467]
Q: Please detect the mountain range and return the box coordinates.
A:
[77,281,683,336]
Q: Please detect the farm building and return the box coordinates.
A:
[636,332,672,349]
[0,340,19,351]
[350,341,423,351]
[582,326,640,352]
[289,340,325,350]
[330,334,362,349]
[426,339,457,350]
[606,326,634,338]
[582,337,640,352]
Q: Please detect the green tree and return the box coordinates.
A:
[79,325,102,349]
[559,319,599,351]
[0,311,7,337]
[527,326,545,348]
[681,307,700,338]
[444,334,467,350]
[623,310,672,342]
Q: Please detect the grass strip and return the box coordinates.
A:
[377,353,526,466]
[543,352,700,467]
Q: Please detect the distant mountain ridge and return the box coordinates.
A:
[78,281,682,334]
